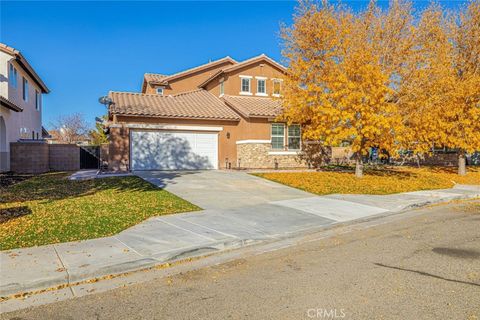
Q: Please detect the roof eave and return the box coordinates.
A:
[0,96,23,112]
[15,53,50,93]
[148,57,237,86]
[198,70,224,89]
[113,113,240,122]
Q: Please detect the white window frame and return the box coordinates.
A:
[35,90,41,111]
[9,63,18,88]
[272,78,283,97]
[219,79,224,96]
[239,75,252,95]
[22,77,28,102]
[287,124,301,150]
[156,87,164,96]
[256,77,267,96]
[271,123,285,150]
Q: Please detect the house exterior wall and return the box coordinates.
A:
[0,51,44,171]
[108,116,242,171]
[237,142,304,169]
[145,61,233,95]
[108,114,312,171]
[205,61,285,97]
[110,57,304,171]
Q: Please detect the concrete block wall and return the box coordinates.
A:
[49,144,80,171]
[9,142,80,173]
[10,142,49,174]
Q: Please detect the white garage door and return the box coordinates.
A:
[131,130,218,170]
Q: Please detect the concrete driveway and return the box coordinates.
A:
[2,171,478,301]
[135,170,314,210]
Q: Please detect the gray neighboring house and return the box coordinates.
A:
[0,43,50,172]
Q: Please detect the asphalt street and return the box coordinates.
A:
[2,201,479,320]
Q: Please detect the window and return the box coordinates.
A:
[271,123,285,150]
[35,90,41,111]
[22,77,28,101]
[9,64,18,88]
[219,80,224,96]
[19,127,28,139]
[288,125,301,150]
[156,87,164,95]
[272,79,282,96]
[240,76,251,94]
[257,78,266,95]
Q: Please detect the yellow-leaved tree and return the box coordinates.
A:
[400,1,480,175]
[281,0,411,177]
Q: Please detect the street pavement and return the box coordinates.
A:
[2,201,479,319]
[1,171,479,304]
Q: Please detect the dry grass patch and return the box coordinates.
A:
[253,166,480,196]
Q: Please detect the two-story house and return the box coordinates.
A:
[0,43,50,172]
[107,54,304,171]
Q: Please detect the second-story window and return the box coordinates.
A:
[220,79,224,96]
[256,78,266,95]
[9,64,18,88]
[272,79,282,97]
[22,77,29,101]
[156,87,164,96]
[35,90,41,111]
[240,76,252,95]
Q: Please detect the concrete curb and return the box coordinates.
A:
[1,187,478,299]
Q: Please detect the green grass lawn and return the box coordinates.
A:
[253,166,480,196]
[0,172,200,250]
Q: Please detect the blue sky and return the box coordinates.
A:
[1,1,468,129]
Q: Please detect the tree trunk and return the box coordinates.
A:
[458,150,467,176]
[355,153,363,178]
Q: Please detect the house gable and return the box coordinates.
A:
[142,57,237,95]
[203,56,286,98]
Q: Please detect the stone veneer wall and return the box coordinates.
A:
[237,142,306,169]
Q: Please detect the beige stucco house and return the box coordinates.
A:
[106,54,309,171]
[0,43,50,172]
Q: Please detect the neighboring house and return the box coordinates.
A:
[46,129,92,145]
[0,43,50,172]
[107,54,303,171]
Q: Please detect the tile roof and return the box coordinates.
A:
[0,43,50,93]
[109,89,240,121]
[0,95,23,112]
[144,56,237,85]
[144,73,168,83]
[222,54,287,73]
[222,95,282,119]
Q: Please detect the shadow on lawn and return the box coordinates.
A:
[0,171,192,205]
[0,171,203,203]
[0,206,32,223]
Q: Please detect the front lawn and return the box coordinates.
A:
[0,172,200,250]
[253,166,480,196]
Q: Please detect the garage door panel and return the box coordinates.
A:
[131,131,218,170]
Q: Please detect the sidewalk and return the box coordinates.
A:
[1,184,479,298]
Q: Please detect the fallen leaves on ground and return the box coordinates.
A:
[0,172,199,250]
[254,166,480,196]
